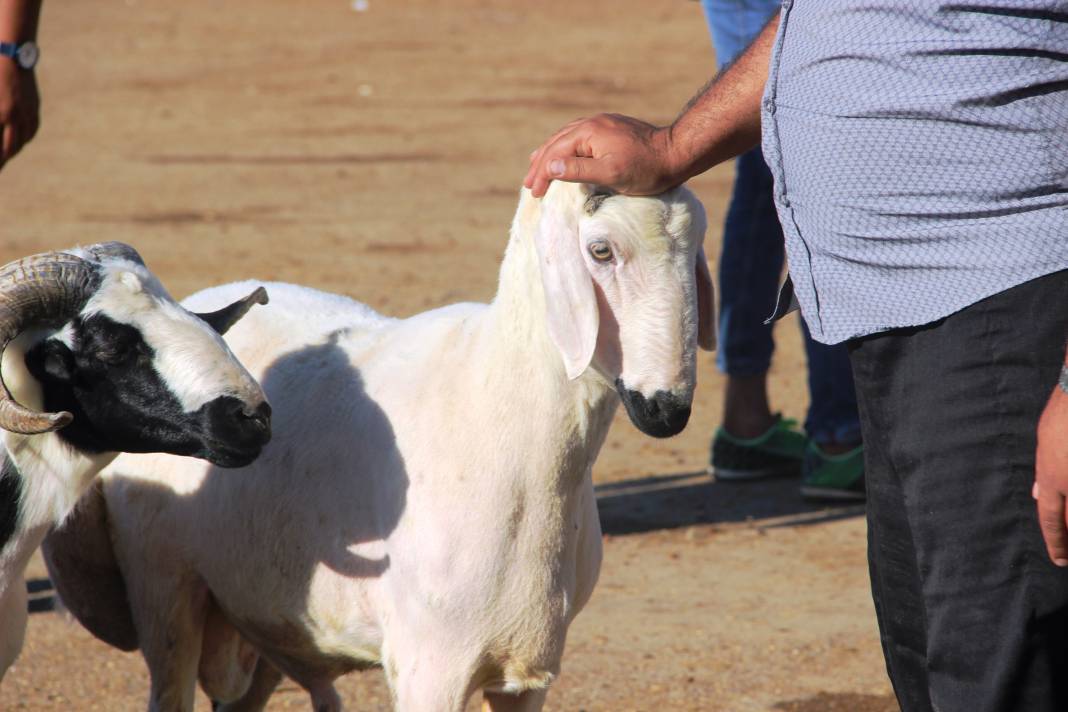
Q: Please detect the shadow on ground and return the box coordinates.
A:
[773,691,898,712]
[596,472,865,536]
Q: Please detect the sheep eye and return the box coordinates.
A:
[588,241,613,262]
[96,345,133,365]
[93,335,137,365]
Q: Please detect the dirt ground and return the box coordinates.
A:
[0,1,897,710]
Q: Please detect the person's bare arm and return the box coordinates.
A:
[524,12,779,197]
[0,0,42,171]
[1035,351,1068,566]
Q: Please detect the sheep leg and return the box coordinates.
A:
[131,579,208,712]
[307,681,344,712]
[391,682,469,712]
[213,658,284,712]
[0,581,28,682]
[387,661,471,712]
[481,689,548,712]
[199,599,259,703]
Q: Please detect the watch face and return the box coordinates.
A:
[16,42,38,69]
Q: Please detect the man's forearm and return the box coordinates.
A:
[0,0,42,43]
[667,12,779,182]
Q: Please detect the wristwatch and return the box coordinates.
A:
[0,41,39,70]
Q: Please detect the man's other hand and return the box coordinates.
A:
[0,59,39,171]
[523,113,684,198]
[1036,382,1068,566]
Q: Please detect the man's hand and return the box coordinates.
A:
[522,12,779,199]
[1035,381,1068,566]
[0,59,38,171]
[523,113,685,198]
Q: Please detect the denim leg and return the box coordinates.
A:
[701,0,857,431]
[801,320,862,445]
[700,0,783,69]
[704,0,802,378]
[715,149,786,377]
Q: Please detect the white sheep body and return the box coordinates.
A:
[51,183,713,711]
[111,276,609,705]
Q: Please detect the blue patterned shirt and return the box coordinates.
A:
[762,1,1068,344]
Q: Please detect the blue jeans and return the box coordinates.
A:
[701,0,860,445]
[700,0,780,71]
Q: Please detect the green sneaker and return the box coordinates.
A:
[709,416,808,481]
[800,441,865,501]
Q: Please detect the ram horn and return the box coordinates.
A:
[0,251,102,434]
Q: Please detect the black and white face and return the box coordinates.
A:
[23,267,271,468]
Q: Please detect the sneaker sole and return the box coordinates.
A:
[710,463,800,482]
[799,484,866,502]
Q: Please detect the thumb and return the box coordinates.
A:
[1,123,16,167]
[1036,485,1068,566]
[549,156,611,185]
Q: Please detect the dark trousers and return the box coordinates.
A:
[848,270,1068,712]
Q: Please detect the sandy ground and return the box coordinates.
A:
[0,1,896,709]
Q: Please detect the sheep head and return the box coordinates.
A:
[531,181,714,438]
[0,243,271,468]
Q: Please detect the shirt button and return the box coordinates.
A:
[763,97,775,113]
[782,0,792,8]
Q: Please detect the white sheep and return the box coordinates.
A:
[45,182,715,712]
[0,242,271,682]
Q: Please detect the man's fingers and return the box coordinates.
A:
[529,118,586,165]
[20,109,39,144]
[11,112,33,157]
[1,122,18,165]
[525,125,570,185]
[527,131,587,197]
[548,156,607,184]
[531,155,617,198]
[1036,486,1068,566]
[528,164,554,198]
[524,119,590,189]
[532,128,606,196]
[525,127,578,189]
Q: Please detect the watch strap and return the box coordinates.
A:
[0,42,16,59]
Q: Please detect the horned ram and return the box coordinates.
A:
[0,242,271,682]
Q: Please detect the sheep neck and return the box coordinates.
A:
[481,199,619,491]
[0,335,115,581]
[2,431,114,533]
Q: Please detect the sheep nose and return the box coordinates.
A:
[614,380,691,439]
[236,401,272,439]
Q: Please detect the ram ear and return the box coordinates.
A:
[195,286,269,336]
[25,339,76,385]
[695,245,716,352]
[535,197,599,380]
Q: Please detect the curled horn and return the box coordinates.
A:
[195,286,269,336]
[0,251,102,434]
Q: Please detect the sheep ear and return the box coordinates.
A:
[695,245,716,352]
[535,204,599,380]
[195,286,269,336]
